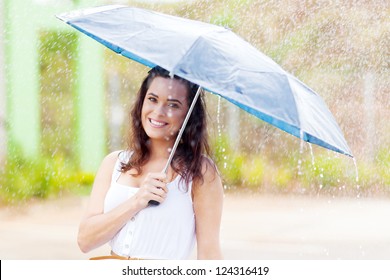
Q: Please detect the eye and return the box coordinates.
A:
[148,97,158,103]
[168,103,180,108]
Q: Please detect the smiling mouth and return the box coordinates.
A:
[149,118,168,128]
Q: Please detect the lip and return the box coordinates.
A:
[148,118,168,128]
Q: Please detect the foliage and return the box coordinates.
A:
[213,135,244,186]
[271,166,294,190]
[211,135,389,197]
[241,157,265,189]
[376,148,390,186]
[300,154,348,189]
[0,148,93,205]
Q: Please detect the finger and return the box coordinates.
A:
[149,190,167,204]
[148,172,167,182]
[151,186,168,197]
[149,178,168,191]
[159,184,169,193]
[141,182,166,196]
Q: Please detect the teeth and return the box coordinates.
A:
[150,119,166,126]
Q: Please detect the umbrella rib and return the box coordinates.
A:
[287,75,304,132]
[171,30,236,75]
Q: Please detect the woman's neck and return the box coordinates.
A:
[148,138,175,160]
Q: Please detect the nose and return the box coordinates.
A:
[154,104,167,116]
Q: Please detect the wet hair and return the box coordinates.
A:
[121,66,212,186]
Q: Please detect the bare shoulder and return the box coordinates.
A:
[92,150,123,187]
[193,156,223,194]
[201,155,220,182]
[99,150,122,170]
[84,150,123,217]
[105,150,122,162]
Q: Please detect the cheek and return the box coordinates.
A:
[170,110,187,125]
[141,103,151,117]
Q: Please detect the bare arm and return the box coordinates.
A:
[193,158,224,259]
[77,151,168,253]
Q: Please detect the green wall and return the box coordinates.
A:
[3,0,106,172]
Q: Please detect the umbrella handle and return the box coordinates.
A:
[148,86,202,206]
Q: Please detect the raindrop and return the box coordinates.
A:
[308,143,315,166]
[217,96,222,138]
[296,129,305,176]
[352,157,359,183]
[168,77,173,90]
[299,130,304,154]
[297,158,303,176]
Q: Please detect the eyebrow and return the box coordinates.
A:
[148,93,183,105]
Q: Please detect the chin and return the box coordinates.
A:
[145,131,171,142]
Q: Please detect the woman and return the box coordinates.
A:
[77,66,224,260]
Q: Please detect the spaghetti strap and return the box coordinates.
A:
[112,160,122,183]
[112,151,124,183]
[112,150,132,183]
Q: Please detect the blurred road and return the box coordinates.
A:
[1,193,389,259]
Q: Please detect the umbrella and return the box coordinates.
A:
[56,5,353,159]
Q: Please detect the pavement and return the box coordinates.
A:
[1,193,389,260]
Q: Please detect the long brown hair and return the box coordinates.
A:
[121,66,212,186]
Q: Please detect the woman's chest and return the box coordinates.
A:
[117,162,177,187]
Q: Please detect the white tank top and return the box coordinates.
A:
[103,151,196,259]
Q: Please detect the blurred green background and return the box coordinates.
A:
[0,0,389,204]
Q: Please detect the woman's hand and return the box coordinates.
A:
[133,172,169,209]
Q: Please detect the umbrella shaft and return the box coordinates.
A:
[162,86,202,174]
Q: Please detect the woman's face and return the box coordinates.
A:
[141,76,189,143]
